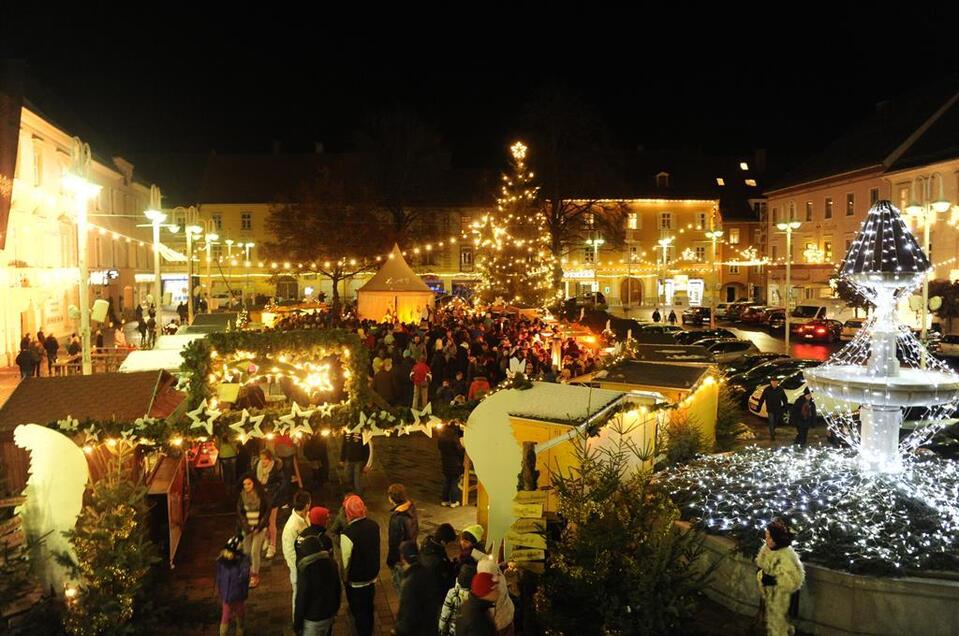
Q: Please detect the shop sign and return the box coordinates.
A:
[89,269,119,285]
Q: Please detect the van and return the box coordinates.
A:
[789,299,857,330]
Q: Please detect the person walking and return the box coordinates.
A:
[790,387,817,447]
[215,535,251,636]
[283,490,312,618]
[236,475,270,588]
[393,541,440,636]
[411,355,432,410]
[651,307,662,323]
[667,309,677,325]
[438,564,475,636]
[340,431,370,496]
[437,425,464,507]
[293,507,341,636]
[757,377,789,441]
[756,519,805,636]
[254,449,285,559]
[387,483,420,593]
[137,315,148,347]
[340,495,380,636]
[44,333,59,375]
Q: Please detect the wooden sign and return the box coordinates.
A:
[512,502,543,519]
[510,548,545,562]
[511,518,545,534]
[506,530,546,550]
[513,490,547,504]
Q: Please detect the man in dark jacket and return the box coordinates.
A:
[341,496,380,636]
[393,541,440,636]
[372,359,397,404]
[340,432,370,496]
[44,334,59,375]
[790,387,817,447]
[387,484,419,593]
[294,506,341,635]
[419,523,457,609]
[757,377,789,441]
[455,572,498,636]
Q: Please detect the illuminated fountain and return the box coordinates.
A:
[805,200,959,473]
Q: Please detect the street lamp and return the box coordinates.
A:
[62,138,102,376]
[144,185,166,313]
[585,236,605,296]
[203,232,219,314]
[184,224,203,324]
[906,174,951,343]
[243,242,255,307]
[657,236,674,306]
[705,229,724,328]
[776,220,802,352]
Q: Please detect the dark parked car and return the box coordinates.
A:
[796,319,843,343]
[740,305,772,324]
[638,324,684,335]
[722,352,790,376]
[725,301,753,322]
[681,307,712,326]
[726,358,821,403]
[675,328,737,345]
[766,309,786,332]
[705,339,759,363]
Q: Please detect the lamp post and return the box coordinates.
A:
[777,221,802,352]
[63,138,102,376]
[243,242,255,307]
[184,224,203,324]
[906,174,951,343]
[144,185,166,313]
[657,236,674,306]
[705,229,724,328]
[203,233,219,313]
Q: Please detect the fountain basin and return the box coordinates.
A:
[805,365,959,408]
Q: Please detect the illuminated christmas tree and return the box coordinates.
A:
[470,142,558,306]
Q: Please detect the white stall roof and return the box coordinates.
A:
[119,349,187,373]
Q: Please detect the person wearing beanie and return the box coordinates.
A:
[293,508,341,636]
[476,558,515,634]
[456,524,487,569]
[392,540,440,636]
[340,495,380,636]
[789,387,817,447]
[755,519,805,636]
[215,535,250,636]
[282,490,312,618]
[387,483,420,593]
[455,571,498,636]
[438,564,475,636]
[420,523,457,606]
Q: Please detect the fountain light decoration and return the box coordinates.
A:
[805,201,959,473]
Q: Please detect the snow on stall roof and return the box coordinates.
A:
[505,382,626,424]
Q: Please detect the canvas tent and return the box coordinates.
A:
[357,244,435,323]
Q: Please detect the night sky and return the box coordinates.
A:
[4,8,958,175]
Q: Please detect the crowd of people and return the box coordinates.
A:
[218,443,518,636]
[15,328,83,379]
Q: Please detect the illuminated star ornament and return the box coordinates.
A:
[58,416,80,432]
[279,402,315,437]
[187,399,222,437]
[81,425,99,446]
[230,409,253,438]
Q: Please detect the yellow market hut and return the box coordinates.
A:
[356,244,435,323]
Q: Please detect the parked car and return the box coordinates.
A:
[681,306,712,326]
[840,319,865,341]
[715,303,730,319]
[703,338,760,364]
[796,319,843,343]
[748,370,852,420]
[639,324,684,335]
[740,305,772,324]
[675,328,737,345]
[725,301,753,322]
[766,309,786,332]
[722,352,790,376]
[727,358,822,403]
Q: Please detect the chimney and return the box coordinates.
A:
[314,141,325,154]
[272,139,282,155]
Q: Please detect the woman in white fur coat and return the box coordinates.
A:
[755,519,805,636]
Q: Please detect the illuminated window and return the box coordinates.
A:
[695,246,706,261]
[627,213,638,230]
[805,201,813,221]
[212,214,223,230]
[846,193,855,216]
[584,247,595,263]
[659,212,672,229]
[716,178,725,186]
[729,228,740,244]
[745,179,757,187]
[696,212,708,229]
[824,197,833,219]
[241,212,252,230]
[824,241,833,261]
[740,162,749,171]
[869,188,880,206]
[629,245,639,262]
[730,264,740,274]
[898,187,910,211]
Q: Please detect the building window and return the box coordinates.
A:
[696,212,708,229]
[824,197,833,219]
[805,201,813,221]
[695,246,706,261]
[32,141,43,187]
[584,212,595,228]
[716,178,725,186]
[659,212,672,230]
[241,213,252,230]
[898,186,910,211]
[459,247,473,272]
[656,172,670,188]
[869,188,879,206]
[788,201,797,221]
[745,179,757,187]
[824,241,833,262]
[583,247,595,263]
[629,245,639,262]
[740,162,749,171]
[772,245,778,261]
[728,228,740,244]
[772,208,779,224]
[846,193,855,216]
[729,265,740,274]
[845,238,852,252]
[212,214,223,231]
[755,228,762,243]
[627,213,638,230]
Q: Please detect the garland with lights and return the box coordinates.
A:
[660,446,959,576]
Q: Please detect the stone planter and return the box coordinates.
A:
[678,521,959,636]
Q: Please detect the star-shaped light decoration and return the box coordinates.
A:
[187,399,222,437]
[132,417,154,431]
[58,416,80,432]
[316,401,335,418]
[247,412,267,439]
[82,425,99,446]
[278,402,315,437]
[409,403,440,438]
[230,410,253,438]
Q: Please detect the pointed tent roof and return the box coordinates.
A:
[358,244,432,293]
[841,200,931,276]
